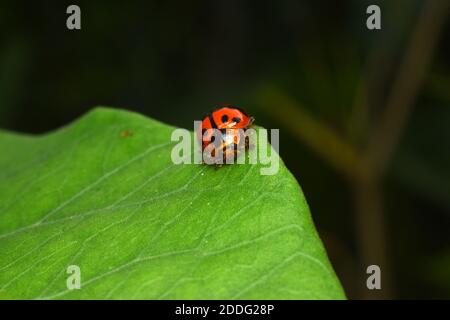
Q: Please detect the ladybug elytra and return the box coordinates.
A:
[198,105,255,164]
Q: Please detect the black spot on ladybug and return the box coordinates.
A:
[210,135,215,142]
[208,114,217,128]
[221,114,229,123]
[232,117,241,123]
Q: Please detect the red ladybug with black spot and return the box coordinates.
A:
[198,105,255,164]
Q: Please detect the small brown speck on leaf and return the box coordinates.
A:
[120,130,133,137]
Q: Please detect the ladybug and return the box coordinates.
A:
[198,105,255,164]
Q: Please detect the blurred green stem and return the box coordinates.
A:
[260,0,449,299]
[366,0,450,177]
[356,0,449,298]
[259,88,363,181]
[353,176,391,298]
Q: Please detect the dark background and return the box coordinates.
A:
[1,0,449,299]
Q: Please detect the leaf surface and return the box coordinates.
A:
[0,108,344,299]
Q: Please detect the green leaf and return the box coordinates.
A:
[0,107,344,299]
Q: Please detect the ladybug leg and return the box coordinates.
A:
[248,140,256,151]
[244,133,256,151]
